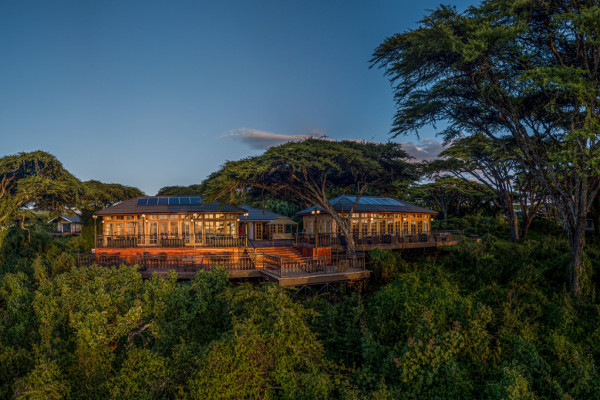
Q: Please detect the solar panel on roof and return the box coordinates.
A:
[136,198,148,206]
[180,197,191,205]
[190,197,202,205]
[169,197,180,205]
[158,198,169,205]
[147,198,158,205]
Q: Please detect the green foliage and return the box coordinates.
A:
[15,360,70,400]
[372,0,600,293]
[0,151,82,229]
[155,184,203,196]
[1,217,600,398]
[202,138,415,252]
[189,284,337,399]
[108,348,171,400]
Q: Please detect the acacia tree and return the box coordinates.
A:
[372,0,600,294]
[409,177,492,224]
[202,139,414,253]
[81,180,144,211]
[0,151,82,233]
[437,134,545,240]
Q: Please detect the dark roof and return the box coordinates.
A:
[48,215,82,224]
[238,205,286,222]
[296,195,438,215]
[95,196,246,215]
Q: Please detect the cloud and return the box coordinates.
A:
[398,138,447,162]
[222,128,324,150]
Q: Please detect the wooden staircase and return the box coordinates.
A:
[247,246,304,268]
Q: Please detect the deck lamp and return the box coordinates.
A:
[93,215,98,247]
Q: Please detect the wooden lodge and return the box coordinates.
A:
[80,195,461,286]
[295,195,458,251]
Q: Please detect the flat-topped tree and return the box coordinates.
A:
[202,138,414,253]
[81,180,144,211]
[0,151,82,232]
[156,184,204,196]
[436,134,545,240]
[372,0,600,295]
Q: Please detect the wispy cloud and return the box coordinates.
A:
[222,128,324,150]
[398,138,446,162]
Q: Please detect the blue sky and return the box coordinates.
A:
[0,0,473,195]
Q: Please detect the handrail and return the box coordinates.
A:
[79,251,366,278]
[262,252,366,278]
[78,253,256,272]
[245,238,258,267]
[95,233,247,249]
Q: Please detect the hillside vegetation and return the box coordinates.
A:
[1,218,600,399]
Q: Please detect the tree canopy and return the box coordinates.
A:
[155,185,204,197]
[0,151,82,231]
[202,138,416,252]
[81,180,144,211]
[372,0,600,294]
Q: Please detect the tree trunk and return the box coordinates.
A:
[327,212,356,254]
[521,216,532,240]
[567,218,587,296]
[508,211,519,241]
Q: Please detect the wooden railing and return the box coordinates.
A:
[79,253,255,272]
[296,231,462,248]
[264,252,366,278]
[95,234,247,249]
[94,231,462,251]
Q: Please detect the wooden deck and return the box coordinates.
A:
[140,268,264,280]
[138,268,370,286]
[352,240,460,252]
[260,268,371,287]
[79,252,370,286]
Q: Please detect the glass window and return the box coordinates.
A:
[170,221,178,234]
[205,221,214,235]
[116,223,124,235]
[116,216,124,220]
[105,216,113,221]
[104,223,113,235]
[126,223,135,235]
[170,215,178,219]
[159,215,168,220]
[160,222,168,235]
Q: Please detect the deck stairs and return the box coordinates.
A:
[245,240,258,268]
[247,246,305,268]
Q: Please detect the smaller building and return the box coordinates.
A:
[296,195,438,237]
[238,205,298,241]
[49,215,82,236]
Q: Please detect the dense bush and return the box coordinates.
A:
[2,223,600,398]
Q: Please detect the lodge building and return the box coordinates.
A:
[81,195,459,286]
[297,195,436,236]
